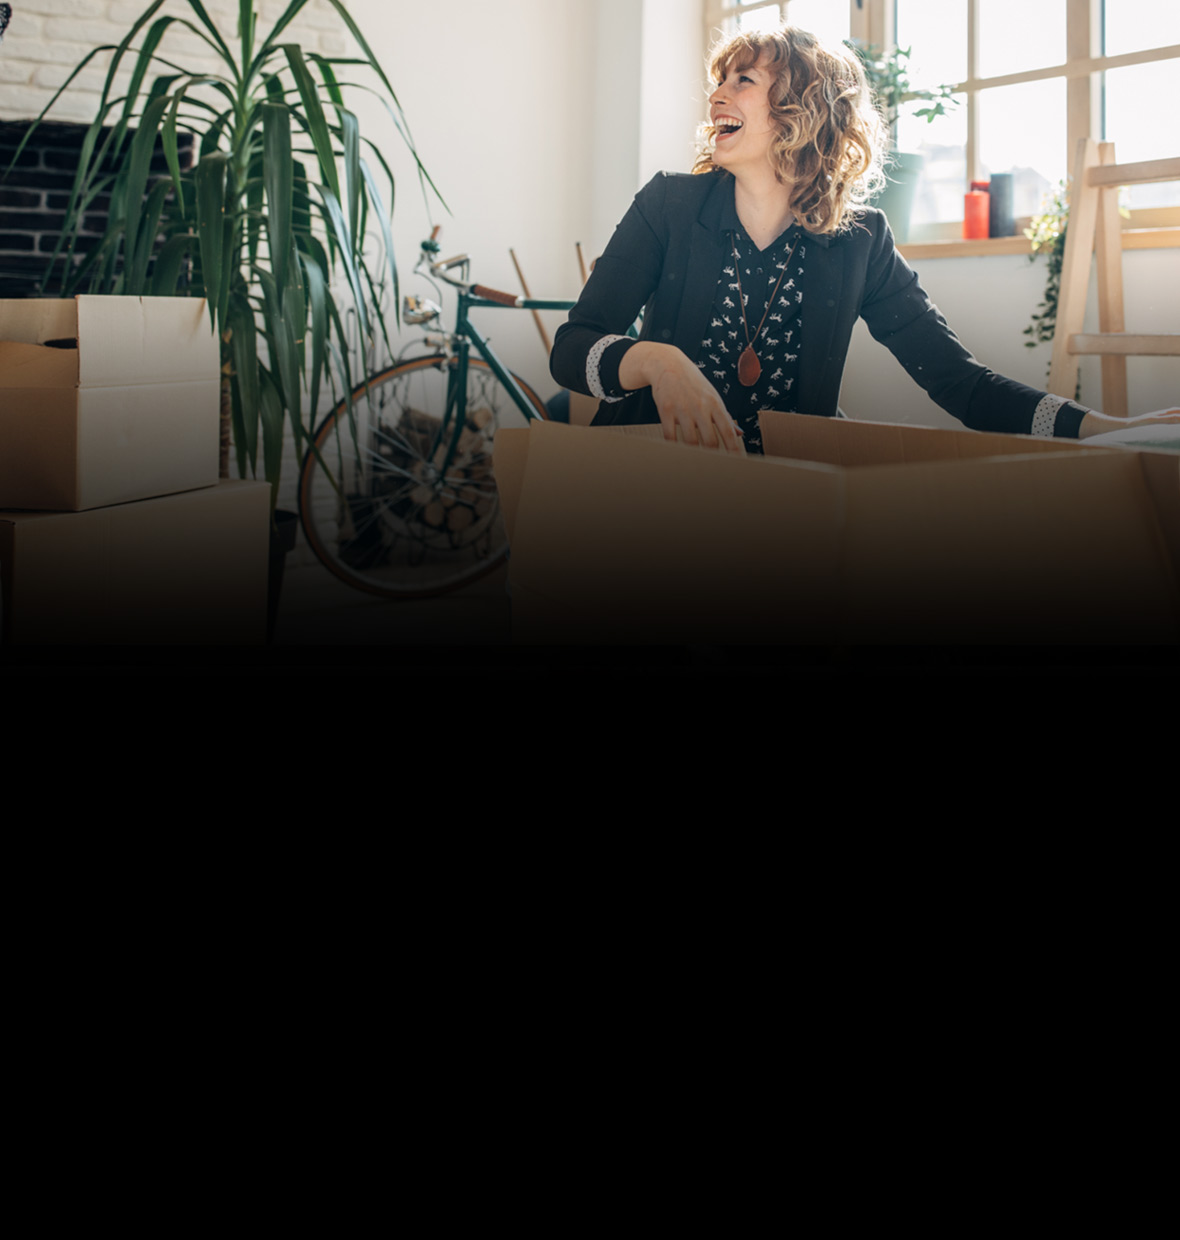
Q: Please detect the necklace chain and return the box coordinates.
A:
[730,227,800,388]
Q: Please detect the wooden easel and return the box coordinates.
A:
[1049,140,1180,418]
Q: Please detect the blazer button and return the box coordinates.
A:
[827,298,836,307]
[661,329,671,339]
[668,272,676,280]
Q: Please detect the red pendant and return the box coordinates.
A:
[737,345,761,387]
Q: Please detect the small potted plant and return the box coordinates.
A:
[844,40,957,242]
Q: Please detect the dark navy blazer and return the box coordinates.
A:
[550,170,1084,438]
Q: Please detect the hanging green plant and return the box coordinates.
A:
[1023,181,1070,354]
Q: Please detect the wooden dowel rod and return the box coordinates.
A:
[509,248,551,355]
[1069,333,1180,356]
[1087,157,1180,187]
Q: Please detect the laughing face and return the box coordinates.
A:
[708,53,778,176]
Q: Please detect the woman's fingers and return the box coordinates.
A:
[647,347,744,452]
[662,408,740,450]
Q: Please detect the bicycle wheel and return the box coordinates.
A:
[298,356,548,598]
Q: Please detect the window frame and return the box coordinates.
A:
[703,0,1180,241]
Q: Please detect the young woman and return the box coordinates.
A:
[550,24,1177,454]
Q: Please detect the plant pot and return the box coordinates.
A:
[267,507,299,644]
[873,150,924,244]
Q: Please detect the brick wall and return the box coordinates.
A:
[0,119,193,297]
[0,1,354,296]
[0,1,350,125]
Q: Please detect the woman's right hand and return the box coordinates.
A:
[618,342,744,453]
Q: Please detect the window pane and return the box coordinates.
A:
[896,92,968,229]
[979,79,1067,217]
[785,0,849,46]
[1105,0,1180,55]
[896,0,966,90]
[736,4,786,35]
[979,0,1065,78]
[1105,59,1180,208]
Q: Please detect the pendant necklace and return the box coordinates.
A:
[732,228,800,388]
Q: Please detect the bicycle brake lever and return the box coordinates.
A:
[403,294,442,325]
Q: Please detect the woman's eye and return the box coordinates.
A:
[739,74,753,84]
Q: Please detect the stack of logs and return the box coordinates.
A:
[385,406,498,547]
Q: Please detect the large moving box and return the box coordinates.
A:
[0,480,271,644]
[495,414,1180,645]
[0,296,220,510]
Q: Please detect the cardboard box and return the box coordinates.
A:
[1,480,271,644]
[495,414,1180,645]
[0,296,220,510]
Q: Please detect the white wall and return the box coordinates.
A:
[840,246,1180,424]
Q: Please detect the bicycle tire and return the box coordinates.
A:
[298,356,548,599]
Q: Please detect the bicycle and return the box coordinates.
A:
[297,229,574,598]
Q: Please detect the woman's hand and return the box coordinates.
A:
[1079,408,1180,439]
[619,342,744,452]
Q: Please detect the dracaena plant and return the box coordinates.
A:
[13,0,439,508]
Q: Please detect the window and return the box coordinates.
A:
[704,1,1180,242]
[705,1,850,49]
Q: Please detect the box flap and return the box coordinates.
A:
[507,421,841,641]
[0,341,79,388]
[1134,452,1180,579]
[841,450,1180,642]
[75,296,219,387]
[0,387,80,508]
[608,422,747,453]
[493,427,531,543]
[0,298,77,345]
[758,409,1093,467]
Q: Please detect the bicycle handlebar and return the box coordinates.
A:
[415,230,539,307]
[471,284,521,307]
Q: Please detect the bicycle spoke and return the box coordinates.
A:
[299,356,546,597]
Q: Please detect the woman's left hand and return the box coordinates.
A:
[1079,408,1180,438]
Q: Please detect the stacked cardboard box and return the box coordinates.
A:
[0,296,270,644]
[495,413,1180,645]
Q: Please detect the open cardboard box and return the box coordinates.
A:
[0,296,220,510]
[0,480,271,644]
[494,412,1180,645]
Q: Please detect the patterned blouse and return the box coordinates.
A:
[693,220,805,455]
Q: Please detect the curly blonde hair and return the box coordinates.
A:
[693,25,886,235]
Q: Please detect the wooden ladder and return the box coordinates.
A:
[1049,139,1180,418]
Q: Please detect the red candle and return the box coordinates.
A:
[964,182,990,239]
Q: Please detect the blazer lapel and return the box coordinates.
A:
[670,174,730,359]
[675,221,726,356]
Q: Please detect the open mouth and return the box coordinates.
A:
[715,118,743,140]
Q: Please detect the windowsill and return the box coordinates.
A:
[899,228,1180,261]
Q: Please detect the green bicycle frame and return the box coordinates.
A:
[429,287,573,475]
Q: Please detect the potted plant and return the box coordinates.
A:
[844,39,957,242]
[12,0,436,518]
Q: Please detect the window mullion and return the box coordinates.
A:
[848,0,868,44]
[1066,0,1101,166]
[966,0,980,183]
